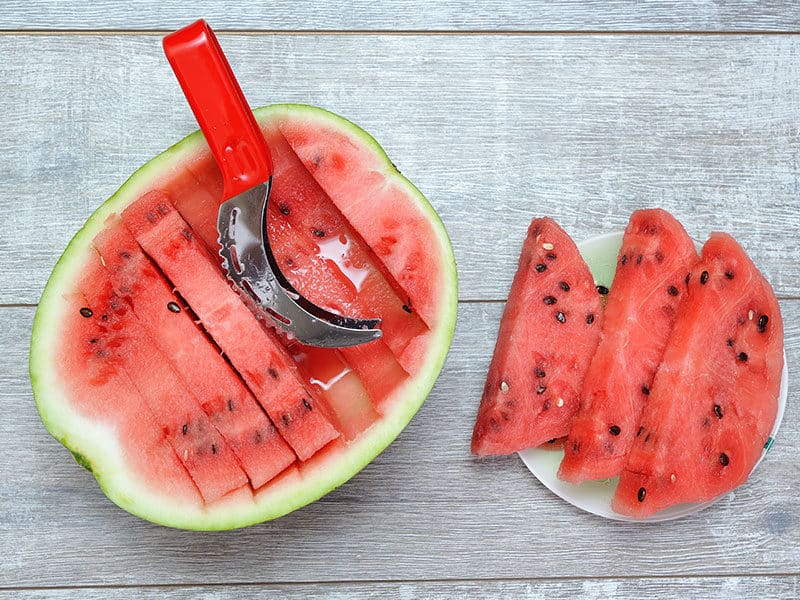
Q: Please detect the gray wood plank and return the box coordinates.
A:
[1,34,799,305]
[1,1,799,32]
[2,576,799,598]
[3,300,798,587]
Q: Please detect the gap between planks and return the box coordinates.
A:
[1,29,800,36]
[3,571,800,593]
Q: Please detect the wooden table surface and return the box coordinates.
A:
[2,3,799,598]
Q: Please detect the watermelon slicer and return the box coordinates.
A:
[162,20,382,347]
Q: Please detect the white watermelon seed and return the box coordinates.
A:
[542,242,554,250]
[500,381,509,393]
[748,309,754,320]
[183,450,188,461]
[671,474,677,483]
[556,398,564,407]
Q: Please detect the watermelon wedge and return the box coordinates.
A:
[612,233,783,517]
[558,209,699,483]
[30,104,457,530]
[471,218,603,455]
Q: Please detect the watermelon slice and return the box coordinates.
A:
[612,233,783,517]
[30,104,457,529]
[471,218,604,455]
[93,222,296,488]
[558,209,699,483]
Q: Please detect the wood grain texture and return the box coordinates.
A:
[2,576,799,598]
[1,34,799,306]
[1,1,799,32]
[4,300,798,587]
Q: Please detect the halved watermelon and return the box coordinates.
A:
[612,233,783,517]
[471,218,604,455]
[30,104,457,530]
[558,209,699,483]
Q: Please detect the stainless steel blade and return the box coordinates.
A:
[217,181,382,348]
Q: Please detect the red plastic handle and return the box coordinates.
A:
[163,20,272,200]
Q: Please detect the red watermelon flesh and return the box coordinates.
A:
[77,257,249,502]
[277,119,443,330]
[471,218,604,456]
[58,290,202,503]
[93,221,296,488]
[612,233,783,518]
[121,192,340,461]
[558,209,699,483]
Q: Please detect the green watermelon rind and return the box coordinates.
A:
[30,104,458,530]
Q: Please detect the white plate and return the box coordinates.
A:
[517,231,789,522]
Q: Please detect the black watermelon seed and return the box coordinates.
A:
[609,425,621,436]
[402,304,413,313]
[101,314,108,322]
[167,301,181,313]
[737,352,749,362]
[181,228,193,241]
[268,368,279,379]
[572,441,580,453]
[535,263,547,273]
[279,203,291,215]
[536,385,546,395]
[700,271,709,284]
[545,252,558,261]
[596,285,609,295]
[542,399,551,411]
[636,254,643,265]
[726,338,734,347]
[685,272,691,285]
[586,313,595,324]
[282,414,291,426]
[644,432,652,443]
[89,338,98,344]
[227,399,234,412]
[638,487,647,502]
[642,385,650,396]
[636,426,644,437]
[254,431,263,444]
[182,424,188,435]
[758,315,769,333]
[211,444,217,455]
[559,281,570,292]
[303,399,312,411]
[714,404,723,419]
[621,254,628,265]
[655,251,664,263]
[719,453,729,466]
[547,438,557,444]
[79,307,93,318]
[725,271,735,280]
[556,311,566,324]
[534,367,546,378]
[668,285,679,296]
[312,228,326,238]
[543,295,557,305]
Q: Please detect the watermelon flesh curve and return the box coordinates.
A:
[121,192,340,462]
[77,255,249,503]
[471,218,604,455]
[612,233,784,518]
[93,221,296,489]
[31,104,457,529]
[558,209,699,483]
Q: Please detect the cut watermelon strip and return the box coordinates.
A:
[58,290,202,505]
[277,118,444,329]
[471,218,604,455]
[559,209,699,483]
[612,233,784,518]
[121,191,340,461]
[78,260,249,503]
[264,127,428,371]
[93,221,296,489]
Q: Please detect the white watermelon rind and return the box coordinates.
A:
[30,104,458,530]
